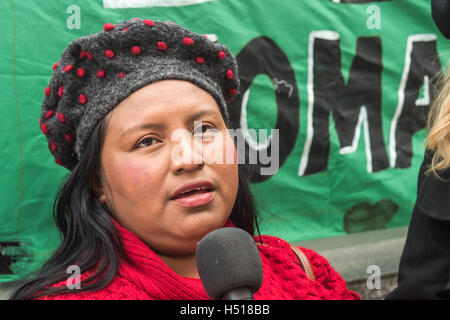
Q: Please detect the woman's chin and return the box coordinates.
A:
[178,215,228,241]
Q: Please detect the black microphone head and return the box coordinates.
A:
[195,227,263,299]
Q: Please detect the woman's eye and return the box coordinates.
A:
[136,137,156,148]
[194,124,217,135]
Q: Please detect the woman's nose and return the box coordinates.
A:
[170,129,205,174]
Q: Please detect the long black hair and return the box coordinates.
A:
[10,115,261,300]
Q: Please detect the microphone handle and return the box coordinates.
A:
[221,287,254,300]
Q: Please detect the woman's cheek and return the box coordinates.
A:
[109,158,159,199]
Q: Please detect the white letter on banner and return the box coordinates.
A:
[298,31,339,176]
[389,34,437,168]
[339,105,373,173]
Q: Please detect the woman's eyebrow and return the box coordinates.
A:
[120,108,218,139]
[186,109,218,123]
[120,122,165,139]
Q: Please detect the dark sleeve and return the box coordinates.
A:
[386,150,450,299]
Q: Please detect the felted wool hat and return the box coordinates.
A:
[39,18,240,171]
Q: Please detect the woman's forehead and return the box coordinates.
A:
[117,81,219,113]
[106,80,223,133]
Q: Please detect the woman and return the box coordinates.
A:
[11,19,359,300]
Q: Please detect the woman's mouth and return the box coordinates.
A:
[171,189,215,207]
[170,180,215,208]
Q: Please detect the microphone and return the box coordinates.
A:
[195,227,263,300]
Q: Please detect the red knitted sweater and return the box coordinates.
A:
[38,221,360,300]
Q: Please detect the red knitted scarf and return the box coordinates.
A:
[37,219,360,300]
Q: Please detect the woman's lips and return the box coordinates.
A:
[171,190,215,207]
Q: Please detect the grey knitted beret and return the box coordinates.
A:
[39,18,240,171]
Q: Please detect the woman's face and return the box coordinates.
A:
[96,80,238,256]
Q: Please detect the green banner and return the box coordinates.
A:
[1,0,448,281]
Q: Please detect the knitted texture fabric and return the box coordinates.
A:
[39,18,239,171]
[37,221,360,300]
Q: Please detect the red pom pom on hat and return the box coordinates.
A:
[157,41,168,51]
[79,94,87,104]
[40,123,49,134]
[218,51,226,60]
[44,86,51,96]
[226,69,233,80]
[196,56,205,64]
[50,141,57,151]
[57,113,65,123]
[45,110,54,119]
[131,46,141,55]
[97,70,106,79]
[144,19,154,27]
[65,134,74,142]
[63,65,73,73]
[182,37,194,46]
[105,49,115,58]
[104,23,115,31]
[77,68,85,77]
[227,88,238,101]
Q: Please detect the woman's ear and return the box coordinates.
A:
[92,173,106,203]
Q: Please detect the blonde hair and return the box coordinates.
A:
[426,65,450,177]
